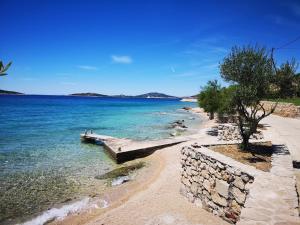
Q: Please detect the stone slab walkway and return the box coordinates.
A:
[238,145,299,225]
[262,115,300,164]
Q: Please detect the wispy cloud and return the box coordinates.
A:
[170,66,176,73]
[111,55,132,64]
[77,65,98,70]
[181,36,229,57]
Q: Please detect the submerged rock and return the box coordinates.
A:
[170,132,177,137]
[111,176,131,186]
[94,162,145,180]
[169,120,188,129]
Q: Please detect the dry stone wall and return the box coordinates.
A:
[180,144,254,224]
[217,124,263,142]
[261,100,300,118]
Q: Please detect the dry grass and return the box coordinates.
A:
[208,142,273,172]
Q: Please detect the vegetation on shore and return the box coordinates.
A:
[198,45,299,150]
[266,97,300,106]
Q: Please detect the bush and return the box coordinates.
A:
[273,59,298,98]
[198,80,222,120]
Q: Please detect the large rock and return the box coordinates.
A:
[203,179,211,193]
[212,191,227,207]
[231,200,241,214]
[232,186,246,204]
[233,176,245,190]
[215,179,229,199]
[190,182,199,195]
[201,169,210,179]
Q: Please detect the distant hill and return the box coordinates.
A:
[0,89,23,95]
[70,93,108,97]
[135,92,178,98]
[70,92,179,99]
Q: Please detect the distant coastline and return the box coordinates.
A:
[0,89,23,95]
[0,90,198,100]
[69,92,181,99]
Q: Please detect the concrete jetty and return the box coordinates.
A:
[80,132,189,163]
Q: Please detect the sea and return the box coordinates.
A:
[0,95,199,224]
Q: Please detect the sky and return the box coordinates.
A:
[1,0,300,96]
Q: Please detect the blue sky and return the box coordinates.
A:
[1,0,300,96]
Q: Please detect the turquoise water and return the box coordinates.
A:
[0,95,198,224]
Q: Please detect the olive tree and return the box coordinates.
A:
[198,80,222,120]
[275,59,298,98]
[220,46,277,150]
[0,61,12,76]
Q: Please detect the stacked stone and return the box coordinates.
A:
[261,101,300,118]
[180,144,254,224]
[217,124,263,141]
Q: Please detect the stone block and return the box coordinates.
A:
[190,182,199,195]
[233,176,245,190]
[215,179,229,198]
[200,162,206,169]
[208,166,216,175]
[201,169,210,179]
[203,179,211,193]
[216,161,225,170]
[231,199,241,214]
[212,191,227,207]
[241,174,250,183]
[232,186,246,204]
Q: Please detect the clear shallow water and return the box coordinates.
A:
[0,95,198,224]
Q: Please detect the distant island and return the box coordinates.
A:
[0,89,23,95]
[135,92,178,98]
[69,92,179,99]
[70,92,108,97]
[0,91,195,100]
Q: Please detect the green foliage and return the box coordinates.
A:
[0,61,12,76]
[220,45,276,150]
[221,45,274,101]
[270,97,300,106]
[198,80,222,119]
[217,85,237,116]
[294,73,300,97]
[273,59,298,98]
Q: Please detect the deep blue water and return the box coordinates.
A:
[0,95,198,224]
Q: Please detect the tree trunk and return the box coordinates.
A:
[209,112,214,120]
[241,134,250,150]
